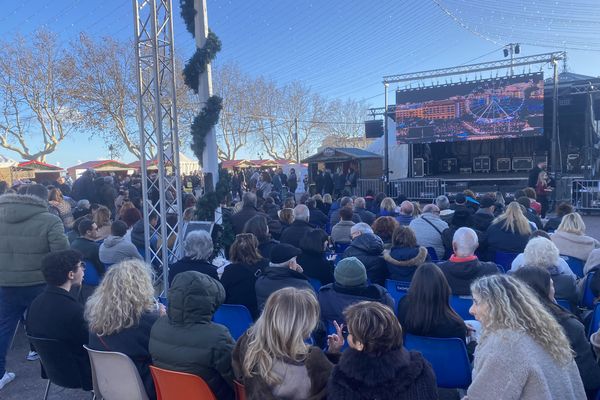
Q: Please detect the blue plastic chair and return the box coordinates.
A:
[83,260,101,286]
[404,334,471,389]
[494,251,519,273]
[555,298,572,312]
[589,304,600,338]
[426,247,439,262]
[136,246,146,260]
[385,279,410,307]
[334,242,350,254]
[449,295,473,320]
[308,278,322,293]
[581,271,596,309]
[212,304,253,341]
[561,255,585,279]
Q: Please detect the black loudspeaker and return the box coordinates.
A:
[365,120,384,138]
[440,158,458,173]
[473,156,491,173]
[413,158,425,177]
[512,157,533,172]
[533,154,548,166]
[567,153,581,173]
[496,158,511,172]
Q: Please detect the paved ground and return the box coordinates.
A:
[2,215,600,399]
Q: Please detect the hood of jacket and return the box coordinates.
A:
[167,270,225,324]
[384,246,428,267]
[102,235,126,248]
[348,233,384,255]
[553,230,598,247]
[333,347,428,392]
[130,220,146,247]
[0,194,49,224]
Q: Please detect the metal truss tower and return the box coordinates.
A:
[132,0,183,294]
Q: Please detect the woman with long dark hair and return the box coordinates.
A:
[244,215,278,260]
[514,267,600,394]
[397,263,468,342]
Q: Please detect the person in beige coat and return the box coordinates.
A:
[551,212,600,262]
[464,274,585,400]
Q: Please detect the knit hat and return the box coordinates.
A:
[334,257,367,287]
[479,196,495,208]
[270,244,302,264]
[451,209,472,227]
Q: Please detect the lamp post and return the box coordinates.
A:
[383,82,390,194]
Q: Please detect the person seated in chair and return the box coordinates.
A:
[26,250,92,390]
[343,223,388,286]
[99,220,143,265]
[438,227,500,296]
[168,230,219,285]
[150,271,235,400]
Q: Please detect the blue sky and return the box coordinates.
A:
[0,0,598,167]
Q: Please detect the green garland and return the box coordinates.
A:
[183,31,221,94]
[190,95,222,162]
[180,0,196,35]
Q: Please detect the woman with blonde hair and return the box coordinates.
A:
[85,259,162,399]
[551,212,600,262]
[48,187,74,230]
[322,193,333,216]
[93,205,112,240]
[536,171,552,217]
[467,274,585,399]
[232,287,343,399]
[484,201,532,260]
[379,197,397,217]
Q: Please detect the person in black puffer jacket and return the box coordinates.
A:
[343,224,388,285]
[318,257,394,325]
[150,271,235,400]
[383,226,429,283]
[327,301,438,400]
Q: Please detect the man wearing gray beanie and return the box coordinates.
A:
[317,257,394,325]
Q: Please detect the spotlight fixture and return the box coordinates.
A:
[515,44,520,54]
[503,48,509,57]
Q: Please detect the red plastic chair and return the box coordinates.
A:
[234,380,247,400]
[150,366,217,400]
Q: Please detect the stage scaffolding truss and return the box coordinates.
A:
[132,0,183,294]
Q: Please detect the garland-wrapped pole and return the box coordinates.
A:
[194,0,220,187]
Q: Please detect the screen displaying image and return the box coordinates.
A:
[395,73,544,144]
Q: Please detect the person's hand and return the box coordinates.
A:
[158,303,167,316]
[326,253,337,261]
[327,320,345,353]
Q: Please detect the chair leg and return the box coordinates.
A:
[10,320,20,350]
[43,381,51,400]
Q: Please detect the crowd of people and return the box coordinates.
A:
[1,168,600,399]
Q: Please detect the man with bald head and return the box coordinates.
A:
[408,204,448,260]
[279,204,317,248]
[438,227,500,295]
[396,200,414,226]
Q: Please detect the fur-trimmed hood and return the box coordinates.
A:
[383,246,428,267]
[0,193,50,224]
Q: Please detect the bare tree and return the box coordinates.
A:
[0,30,80,161]
[67,34,196,159]
[320,98,371,148]
[213,63,258,160]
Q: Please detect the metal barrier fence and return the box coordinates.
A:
[573,180,600,212]
[389,179,445,200]
[356,179,386,197]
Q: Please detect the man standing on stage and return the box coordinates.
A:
[528,161,546,188]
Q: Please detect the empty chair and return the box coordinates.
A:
[150,366,217,400]
[385,279,409,307]
[403,334,471,389]
[562,255,585,279]
[308,277,322,293]
[449,295,473,320]
[27,336,92,400]
[494,251,519,273]
[84,345,149,400]
[212,304,253,341]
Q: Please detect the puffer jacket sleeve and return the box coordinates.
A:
[48,217,69,252]
[212,332,236,388]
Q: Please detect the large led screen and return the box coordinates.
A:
[395,73,544,144]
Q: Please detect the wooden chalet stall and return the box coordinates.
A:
[15,161,64,183]
[67,160,134,180]
[302,147,383,180]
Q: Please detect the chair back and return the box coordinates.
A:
[589,304,600,338]
[426,247,439,262]
[308,278,322,293]
[84,345,149,400]
[385,279,409,307]
[449,295,473,320]
[555,298,572,312]
[582,271,597,309]
[27,335,86,390]
[404,334,471,389]
[494,251,518,272]
[561,255,585,278]
[149,366,216,400]
[212,304,253,341]
[83,260,101,286]
[233,380,247,400]
[334,242,350,254]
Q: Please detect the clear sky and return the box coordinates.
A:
[0,0,598,167]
